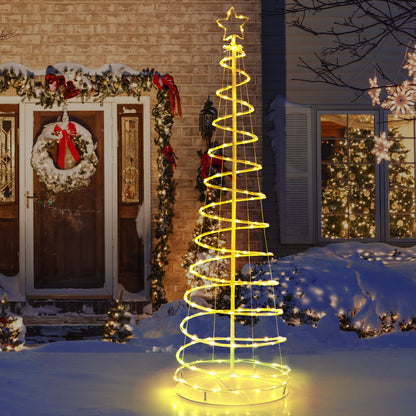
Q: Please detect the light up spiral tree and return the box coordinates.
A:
[174,7,290,405]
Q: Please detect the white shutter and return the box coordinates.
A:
[268,97,313,244]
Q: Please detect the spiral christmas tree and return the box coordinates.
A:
[174,7,290,405]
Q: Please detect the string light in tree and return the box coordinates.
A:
[368,76,381,106]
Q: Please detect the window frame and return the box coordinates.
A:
[316,108,383,243]
[384,111,416,243]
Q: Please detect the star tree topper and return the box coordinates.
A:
[217,7,249,41]
[371,131,391,164]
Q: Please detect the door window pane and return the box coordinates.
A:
[0,117,16,203]
[120,116,141,203]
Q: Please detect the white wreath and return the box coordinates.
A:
[31,121,98,193]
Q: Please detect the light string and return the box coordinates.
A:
[32,198,102,214]
[240,50,285,367]
[174,7,290,405]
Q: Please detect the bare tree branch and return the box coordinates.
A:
[264,0,416,95]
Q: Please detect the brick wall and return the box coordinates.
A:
[0,0,262,301]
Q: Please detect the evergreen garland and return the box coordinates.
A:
[182,144,229,296]
[0,66,155,108]
[150,89,177,310]
[195,147,224,203]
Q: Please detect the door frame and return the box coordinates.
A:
[16,97,151,299]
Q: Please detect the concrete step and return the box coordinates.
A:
[8,299,151,316]
[23,315,108,326]
[25,324,104,345]
[5,300,150,345]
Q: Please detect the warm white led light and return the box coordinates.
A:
[174,7,290,406]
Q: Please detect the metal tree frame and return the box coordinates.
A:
[174,8,290,406]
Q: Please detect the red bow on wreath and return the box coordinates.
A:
[46,73,80,100]
[162,144,177,169]
[54,122,81,169]
[153,73,182,117]
[201,151,224,179]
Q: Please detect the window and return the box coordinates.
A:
[388,114,416,238]
[320,113,376,239]
[319,112,416,241]
[0,117,16,203]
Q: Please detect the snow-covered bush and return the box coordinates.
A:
[0,294,25,351]
[103,291,135,343]
[237,243,416,338]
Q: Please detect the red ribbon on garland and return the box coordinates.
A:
[46,73,80,99]
[162,144,177,168]
[153,73,182,117]
[201,152,224,179]
[54,122,81,169]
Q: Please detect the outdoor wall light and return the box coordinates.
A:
[199,97,217,149]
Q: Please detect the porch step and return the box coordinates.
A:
[6,300,151,345]
[7,299,151,315]
[25,324,104,345]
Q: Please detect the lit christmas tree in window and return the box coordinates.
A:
[321,115,377,239]
[321,114,416,239]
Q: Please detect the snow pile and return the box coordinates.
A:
[134,299,188,351]
[1,243,416,415]
[251,242,416,337]
[131,242,416,354]
[20,303,61,317]
[134,298,230,352]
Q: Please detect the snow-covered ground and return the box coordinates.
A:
[1,242,416,416]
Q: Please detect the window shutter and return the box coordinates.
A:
[269,98,313,244]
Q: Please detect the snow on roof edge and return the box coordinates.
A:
[0,62,153,77]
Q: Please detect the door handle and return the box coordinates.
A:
[26,191,36,209]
